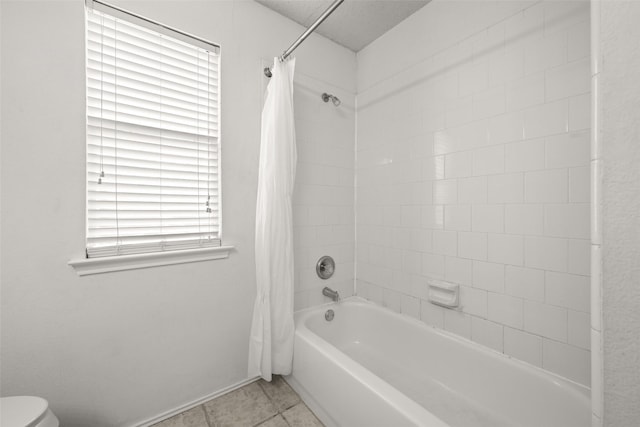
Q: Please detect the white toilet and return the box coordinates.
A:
[0,396,59,427]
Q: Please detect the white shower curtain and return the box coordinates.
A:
[248,57,297,381]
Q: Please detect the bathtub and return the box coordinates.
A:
[285,297,590,427]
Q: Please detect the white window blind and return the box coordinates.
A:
[85,1,221,258]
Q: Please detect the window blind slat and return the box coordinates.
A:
[86,6,221,258]
[87,117,218,144]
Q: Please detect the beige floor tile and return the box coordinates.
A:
[204,382,277,427]
[282,403,324,427]
[258,376,301,412]
[257,415,290,427]
[152,405,209,427]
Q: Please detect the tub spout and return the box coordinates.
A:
[322,286,340,302]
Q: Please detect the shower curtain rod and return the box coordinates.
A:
[264,0,344,78]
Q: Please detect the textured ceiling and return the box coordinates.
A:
[255,0,431,52]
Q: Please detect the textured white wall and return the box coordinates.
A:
[597,1,640,425]
[356,0,591,385]
[0,1,355,426]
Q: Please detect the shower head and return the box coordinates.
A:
[321,92,341,106]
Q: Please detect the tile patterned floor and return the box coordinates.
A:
[153,376,324,427]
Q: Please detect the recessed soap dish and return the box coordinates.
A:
[428,280,459,308]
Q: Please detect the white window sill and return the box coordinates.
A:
[68,246,234,276]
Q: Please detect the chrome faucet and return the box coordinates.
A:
[322,286,340,302]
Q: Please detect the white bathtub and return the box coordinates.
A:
[285,297,590,427]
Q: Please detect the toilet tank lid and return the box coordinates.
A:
[0,396,49,427]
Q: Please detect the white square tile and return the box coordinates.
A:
[505,265,545,302]
[473,261,505,293]
[458,176,488,204]
[488,45,524,86]
[524,31,567,76]
[523,100,568,139]
[505,3,544,42]
[524,300,568,342]
[459,285,488,318]
[410,181,433,205]
[444,205,471,231]
[568,239,590,276]
[473,22,505,57]
[445,151,473,179]
[488,293,524,329]
[505,138,545,172]
[569,166,590,203]
[458,232,488,261]
[542,339,590,386]
[433,179,458,205]
[402,250,422,275]
[488,110,524,145]
[488,173,524,203]
[472,145,505,176]
[545,58,590,102]
[569,93,590,131]
[545,271,590,312]
[544,204,590,239]
[488,233,524,266]
[446,95,473,128]
[504,327,543,367]
[435,130,456,155]
[505,204,544,235]
[545,131,590,169]
[382,288,402,313]
[568,19,590,62]
[505,73,545,112]
[422,205,444,230]
[358,281,382,304]
[445,256,473,286]
[568,310,590,350]
[421,300,445,328]
[524,236,568,272]
[459,59,489,97]
[545,0,589,34]
[472,205,504,233]
[401,205,422,228]
[409,228,432,253]
[473,85,506,119]
[444,309,472,339]
[457,121,490,152]
[422,253,445,279]
[472,317,504,352]
[423,155,446,180]
[525,169,568,203]
[401,294,421,320]
[433,230,458,256]
[432,72,459,107]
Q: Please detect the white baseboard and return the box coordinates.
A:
[131,376,260,427]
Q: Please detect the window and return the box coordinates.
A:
[85,0,221,258]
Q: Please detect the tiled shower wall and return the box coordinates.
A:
[291,74,356,310]
[356,0,591,385]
